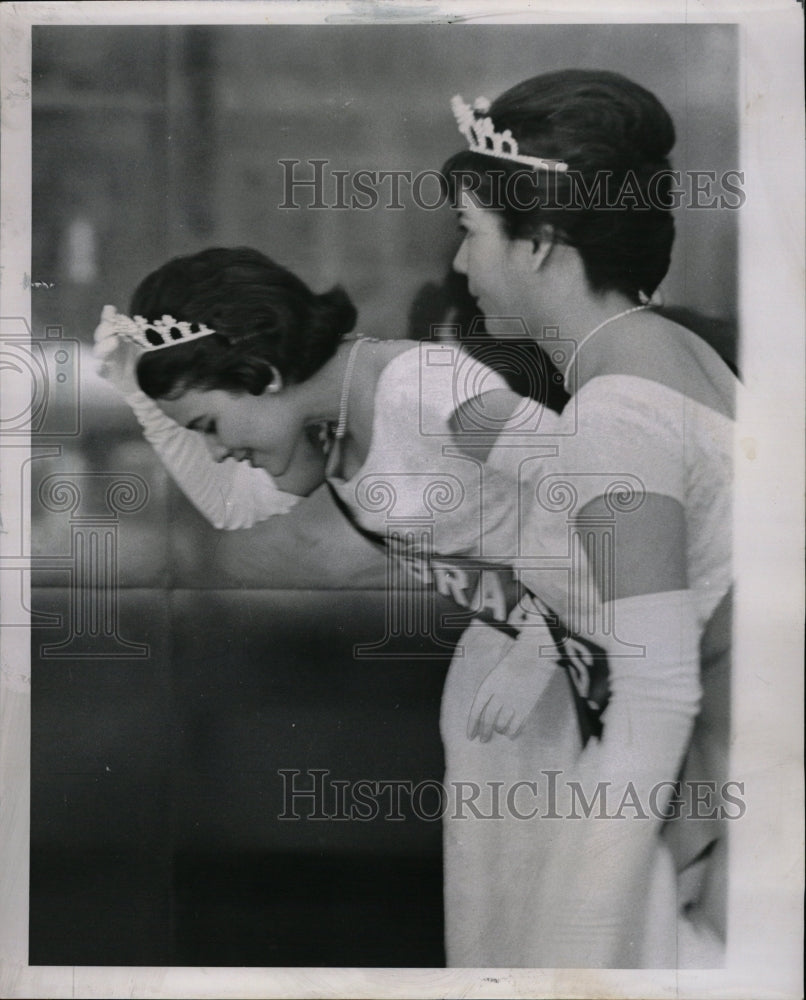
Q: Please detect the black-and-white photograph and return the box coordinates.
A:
[0,3,803,998]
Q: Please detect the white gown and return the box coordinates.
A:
[454,372,735,968]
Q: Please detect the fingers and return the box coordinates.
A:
[94,305,119,344]
[507,711,526,740]
[469,689,520,742]
[467,689,493,740]
[92,335,119,360]
[495,707,516,736]
[479,699,506,743]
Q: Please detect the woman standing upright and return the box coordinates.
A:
[439,69,737,968]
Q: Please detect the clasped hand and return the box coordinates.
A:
[92,305,142,397]
[467,633,560,742]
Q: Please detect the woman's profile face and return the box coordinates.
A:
[158,385,319,486]
[453,193,534,319]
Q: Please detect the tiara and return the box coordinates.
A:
[95,305,218,352]
[451,95,568,173]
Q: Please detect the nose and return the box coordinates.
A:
[453,238,468,275]
[204,436,231,463]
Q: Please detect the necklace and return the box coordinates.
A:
[335,336,372,440]
[563,303,651,389]
[312,338,365,457]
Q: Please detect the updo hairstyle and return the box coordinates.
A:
[131,247,357,399]
[443,69,677,301]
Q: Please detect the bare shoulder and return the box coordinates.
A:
[345,338,421,458]
[355,337,420,401]
[596,313,737,419]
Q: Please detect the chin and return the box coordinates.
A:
[281,475,327,498]
[273,461,328,497]
[474,296,491,318]
[248,454,273,472]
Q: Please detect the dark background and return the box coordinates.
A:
[29,24,738,966]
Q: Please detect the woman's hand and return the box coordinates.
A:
[467,636,559,742]
[92,305,142,398]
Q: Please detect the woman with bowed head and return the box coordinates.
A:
[439,69,738,968]
[94,247,533,556]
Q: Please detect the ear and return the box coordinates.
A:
[530,224,556,272]
[265,364,284,394]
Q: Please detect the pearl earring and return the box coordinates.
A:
[266,365,283,394]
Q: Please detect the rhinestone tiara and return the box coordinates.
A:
[95,305,218,352]
[451,94,568,173]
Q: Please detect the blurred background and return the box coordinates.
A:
[29,23,738,966]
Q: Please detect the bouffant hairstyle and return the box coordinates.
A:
[131,247,357,399]
[443,69,677,301]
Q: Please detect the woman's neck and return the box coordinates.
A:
[554,291,638,344]
[301,338,366,427]
[552,292,645,389]
[306,337,415,469]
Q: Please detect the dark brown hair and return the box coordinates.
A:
[131,247,357,399]
[443,70,677,300]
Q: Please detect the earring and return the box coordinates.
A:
[316,420,337,456]
[639,288,664,307]
[530,226,554,271]
[266,364,284,394]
